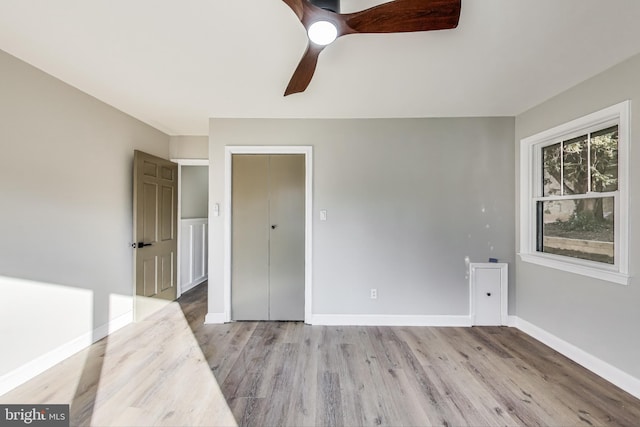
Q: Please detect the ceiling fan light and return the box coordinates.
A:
[307,21,338,46]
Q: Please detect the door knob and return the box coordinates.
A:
[134,241,153,248]
[271,225,277,229]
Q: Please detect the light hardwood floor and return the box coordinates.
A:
[2,283,639,426]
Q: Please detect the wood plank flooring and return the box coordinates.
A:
[2,282,639,426]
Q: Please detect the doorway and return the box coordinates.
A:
[223,146,313,323]
[175,160,209,297]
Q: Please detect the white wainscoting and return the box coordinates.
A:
[180,218,208,294]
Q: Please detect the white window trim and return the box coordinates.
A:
[519,100,630,285]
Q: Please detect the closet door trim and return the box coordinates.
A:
[223,146,313,323]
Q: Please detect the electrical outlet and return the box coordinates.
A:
[370,288,377,299]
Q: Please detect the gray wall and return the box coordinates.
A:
[170,135,208,159]
[181,166,208,219]
[209,118,515,317]
[0,49,169,377]
[515,53,640,378]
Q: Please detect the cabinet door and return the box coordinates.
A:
[471,263,507,326]
[474,268,502,325]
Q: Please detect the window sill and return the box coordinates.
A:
[518,253,630,285]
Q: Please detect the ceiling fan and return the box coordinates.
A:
[281,0,462,96]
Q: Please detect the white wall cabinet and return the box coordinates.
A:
[180,218,208,294]
[469,263,508,326]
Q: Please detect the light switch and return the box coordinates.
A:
[213,203,220,217]
[320,209,327,221]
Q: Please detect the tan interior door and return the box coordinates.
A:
[231,154,305,321]
[133,151,178,316]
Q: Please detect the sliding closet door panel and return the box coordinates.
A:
[269,154,305,321]
[231,155,269,320]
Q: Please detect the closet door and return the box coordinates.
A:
[269,155,305,320]
[231,155,270,320]
[231,154,305,321]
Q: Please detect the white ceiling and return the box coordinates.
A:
[1,0,640,135]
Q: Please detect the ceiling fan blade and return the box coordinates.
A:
[282,0,305,21]
[280,0,461,95]
[285,43,325,96]
[345,0,461,34]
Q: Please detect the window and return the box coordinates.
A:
[519,101,630,285]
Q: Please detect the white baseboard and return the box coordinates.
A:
[507,315,519,327]
[181,276,207,295]
[0,311,132,397]
[511,316,640,400]
[103,310,133,336]
[204,312,226,324]
[310,314,472,327]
